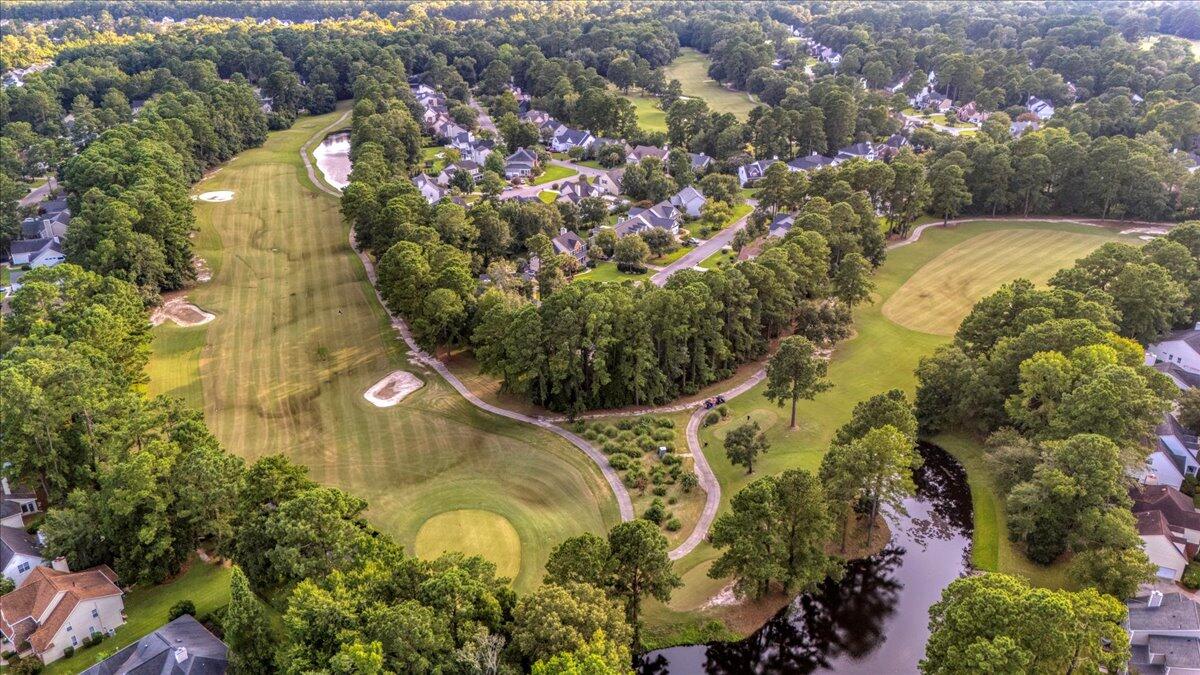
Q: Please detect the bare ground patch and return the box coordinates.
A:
[364,370,424,407]
[151,297,215,327]
[193,256,212,283]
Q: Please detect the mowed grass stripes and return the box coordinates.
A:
[147,109,619,591]
[881,228,1123,336]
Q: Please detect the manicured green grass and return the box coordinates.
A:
[881,228,1126,336]
[531,164,578,186]
[1,265,10,286]
[646,220,1139,641]
[663,48,761,120]
[414,509,522,580]
[146,107,619,592]
[146,324,206,407]
[650,245,695,265]
[421,145,448,173]
[538,190,558,204]
[577,159,604,170]
[699,247,735,270]
[624,90,668,133]
[935,432,1071,589]
[575,261,650,283]
[43,561,232,675]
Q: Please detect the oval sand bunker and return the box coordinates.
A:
[364,370,424,406]
[196,190,235,202]
[150,297,215,327]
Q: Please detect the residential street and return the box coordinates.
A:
[650,198,757,286]
[19,177,57,207]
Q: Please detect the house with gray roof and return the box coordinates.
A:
[504,147,539,180]
[626,145,669,164]
[737,158,781,186]
[688,152,713,173]
[1149,326,1200,375]
[551,229,589,267]
[667,186,707,218]
[615,202,681,238]
[1,525,44,587]
[80,614,227,675]
[9,237,65,268]
[836,141,877,162]
[413,174,446,204]
[557,177,606,204]
[787,152,836,173]
[768,214,796,238]
[1127,591,1200,674]
[550,127,595,153]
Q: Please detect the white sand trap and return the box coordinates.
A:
[701,582,744,610]
[364,371,424,407]
[151,297,215,327]
[193,256,212,283]
[1121,226,1170,236]
[197,190,234,202]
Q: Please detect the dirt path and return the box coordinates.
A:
[301,120,635,523]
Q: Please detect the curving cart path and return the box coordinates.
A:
[303,114,1175,561]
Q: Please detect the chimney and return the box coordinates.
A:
[1144,473,1159,486]
[52,557,70,572]
[1194,321,1200,331]
[1149,590,1164,608]
[174,647,189,663]
[1,477,8,495]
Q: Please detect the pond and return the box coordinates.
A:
[638,443,973,674]
[313,131,351,190]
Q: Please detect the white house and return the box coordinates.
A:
[0,564,125,665]
[1026,95,1055,120]
[667,186,707,218]
[1149,326,1200,374]
[0,526,44,587]
[836,141,877,162]
[413,174,446,204]
[737,158,779,186]
[550,127,595,153]
[1127,592,1200,673]
[8,237,65,268]
[436,161,482,186]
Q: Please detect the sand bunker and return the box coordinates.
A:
[193,257,212,283]
[151,297,215,327]
[364,370,424,407]
[196,190,234,202]
[1121,226,1170,236]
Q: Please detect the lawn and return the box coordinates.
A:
[699,246,736,270]
[421,145,448,173]
[623,89,668,133]
[538,190,558,204]
[577,159,605,170]
[145,106,619,592]
[882,228,1128,336]
[650,244,695,265]
[531,164,578,186]
[935,432,1072,590]
[43,560,232,674]
[644,220,1139,642]
[575,261,651,284]
[663,48,761,120]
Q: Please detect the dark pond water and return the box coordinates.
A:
[313,131,351,189]
[638,443,973,675]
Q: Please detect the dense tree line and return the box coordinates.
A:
[910,230,1199,594]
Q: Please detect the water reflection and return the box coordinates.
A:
[639,443,973,674]
[313,131,352,189]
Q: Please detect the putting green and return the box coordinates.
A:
[414,510,522,579]
[146,106,619,592]
[881,228,1119,336]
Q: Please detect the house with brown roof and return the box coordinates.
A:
[1133,484,1200,582]
[0,564,124,665]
